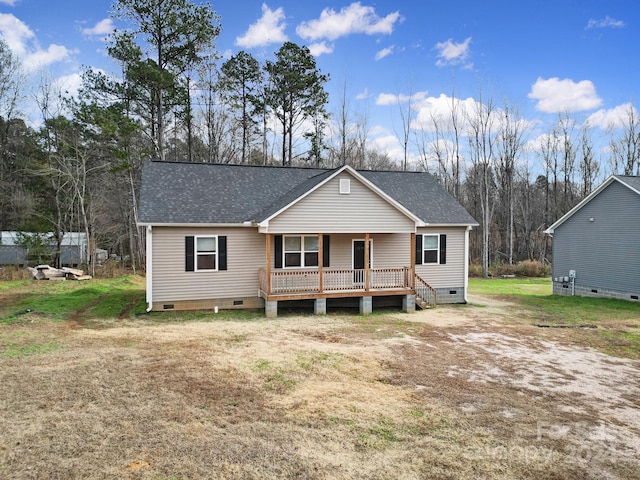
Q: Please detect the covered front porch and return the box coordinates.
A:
[257,232,435,317]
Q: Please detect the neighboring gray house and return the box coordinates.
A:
[137,161,478,317]
[0,231,88,266]
[545,175,640,302]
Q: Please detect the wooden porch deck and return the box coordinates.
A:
[258,267,415,301]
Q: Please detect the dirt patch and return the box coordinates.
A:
[1,297,638,479]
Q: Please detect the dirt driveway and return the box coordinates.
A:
[1,294,638,479]
[394,295,640,474]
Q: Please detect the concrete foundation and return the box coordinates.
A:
[265,300,278,318]
[314,298,327,315]
[359,296,372,314]
[402,294,415,312]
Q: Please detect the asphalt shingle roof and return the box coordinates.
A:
[615,175,640,193]
[137,160,478,226]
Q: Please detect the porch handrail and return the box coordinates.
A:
[261,267,411,295]
[414,273,437,308]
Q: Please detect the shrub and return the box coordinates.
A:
[515,260,550,277]
[469,260,550,278]
[468,263,483,277]
[491,262,518,277]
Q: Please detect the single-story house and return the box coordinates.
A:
[137,160,478,316]
[545,175,640,302]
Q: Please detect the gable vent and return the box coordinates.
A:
[339,178,351,194]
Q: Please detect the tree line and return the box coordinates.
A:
[0,0,638,277]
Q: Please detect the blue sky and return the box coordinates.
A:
[0,0,638,169]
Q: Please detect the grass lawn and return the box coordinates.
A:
[0,275,639,479]
[469,276,640,358]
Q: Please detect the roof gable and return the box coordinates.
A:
[545,175,640,234]
[261,167,419,233]
[258,165,423,231]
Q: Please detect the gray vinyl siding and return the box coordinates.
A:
[0,245,85,266]
[152,226,265,302]
[268,171,415,234]
[324,233,411,269]
[270,233,411,270]
[415,227,466,288]
[551,181,640,297]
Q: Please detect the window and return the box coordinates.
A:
[422,234,439,264]
[415,234,446,265]
[284,235,319,268]
[196,236,217,271]
[185,235,227,272]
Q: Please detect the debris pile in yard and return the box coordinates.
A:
[26,265,92,281]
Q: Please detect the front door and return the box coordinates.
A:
[353,239,372,285]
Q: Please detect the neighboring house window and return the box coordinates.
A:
[284,235,319,268]
[415,234,447,265]
[185,235,227,272]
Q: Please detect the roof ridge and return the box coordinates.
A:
[148,159,332,172]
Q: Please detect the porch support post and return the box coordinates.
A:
[318,233,323,293]
[410,232,416,289]
[265,300,278,318]
[364,232,370,291]
[265,233,272,295]
[359,296,372,315]
[403,294,415,312]
[314,298,326,315]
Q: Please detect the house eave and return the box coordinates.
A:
[136,221,257,228]
[418,223,479,228]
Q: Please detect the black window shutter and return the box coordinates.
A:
[415,234,422,265]
[274,235,283,268]
[323,235,330,267]
[439,234,447,264]
[218,236,227,270]
[185,236,195,271]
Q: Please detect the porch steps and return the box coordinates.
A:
[415,296,433,310]
[414,274,437,309]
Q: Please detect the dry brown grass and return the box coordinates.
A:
[1,296,639,479]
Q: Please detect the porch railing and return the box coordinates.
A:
[414,273,437,308]
[259,267,412,296]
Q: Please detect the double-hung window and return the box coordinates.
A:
[422,234,440,264]
[196,236,217,271]
[284,235,319,268]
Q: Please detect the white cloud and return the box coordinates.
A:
[375,93,399,106]
[434,37,471,68]
[412,93,477,131]
[81,18,114,36]
[23,44,75,72]
[54,72,83,97]
[586,103,637,130]
[0,13,75,72]
[355,88,369,100]
[308,41,334,56]
[375,91,427,106]
[235,4,288,48]
[528,77,602,113]
[0,0,18,5]
[0,13,34,56]
[375,46,393,61]
[296,2,402,41]
[586,16,625,29]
